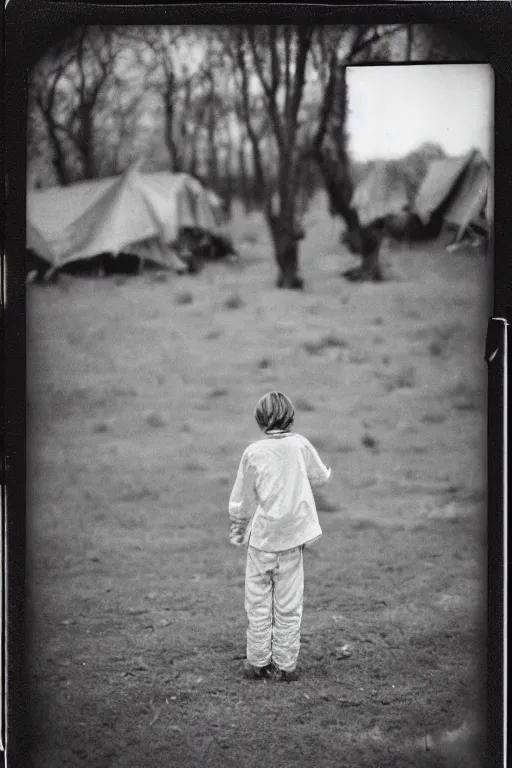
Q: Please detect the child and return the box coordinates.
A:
[229,391,331,682]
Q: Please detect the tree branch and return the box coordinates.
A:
[288,26,314,133]
[312,48,337,153]
[235,32,266,195]
[348,24,404,61]
[245,27,284,149]
[283,25,292,124]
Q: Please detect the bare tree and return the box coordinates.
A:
[310,25,406,281]
[227,25,315,288]
[30,41,77,184]
[309,23,480,281]
[29,26,124,183]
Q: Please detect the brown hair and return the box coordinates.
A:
[254,391,295,433]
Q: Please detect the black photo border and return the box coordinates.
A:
[2,2,511,767]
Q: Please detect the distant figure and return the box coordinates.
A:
[229,392,331,682]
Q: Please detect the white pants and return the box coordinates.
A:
[245,545,304,672]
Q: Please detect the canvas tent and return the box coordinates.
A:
[351,161,411,228]
[413,149,490,242]
[26,167,225,271]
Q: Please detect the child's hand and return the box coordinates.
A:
[229,533,244,547]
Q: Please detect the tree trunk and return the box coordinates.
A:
[207,87,219,189]
[314,142,384,282]
[269,215,304,290]
[79,107,96,179]
[47,128,69,185]
[165,100,181,172]
[341,221,384,282]
[238,141,250,212]
[361,245,383,281]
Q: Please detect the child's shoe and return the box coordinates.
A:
[243,661,271,680]
[275,667,300,682]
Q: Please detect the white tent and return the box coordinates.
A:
[414,149,490,242]
[26,167,224,269]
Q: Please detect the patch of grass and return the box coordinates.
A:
[294,396,316,412]
[349,352,369,365]
[429,339,446,357]
[384,366,416,393]
[323,332,349,349]
[150,271,169,284]
[382,355,390,366]
[421,412,447,424]
[453,398,480,412]
[302,333,349,355]
[449,380,482,411]
[351,517,385,532]
[373,335,385,345]
[257,357,272,369]
[373,317,384,326]
[223,293,243,310]
[205,329,223,340]
[208,387,229,398]
[145,412,166,428]
[334,441,355,453]
[362,433,379,451]
[92,421,109,434]
[120,486,161,502]
[307,435,327,451]
[313,490,338,513]
[114,275,128,286]
[437,322,462,341]
[401,305,422,320]
[175,290,193,305]
[415,321,461,344]
[67,331,83,346]
[183,461,206,473]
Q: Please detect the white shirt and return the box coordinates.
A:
[229,432,331,552]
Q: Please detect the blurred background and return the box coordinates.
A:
[26,24,491,768]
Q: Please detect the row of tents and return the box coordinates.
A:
[351,147,491,245]
[26,165,236,280]
[26,147,491,281]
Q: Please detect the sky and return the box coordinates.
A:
[346,64,494,162]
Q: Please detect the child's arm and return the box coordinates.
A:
[303,440,332,487]
[228,452,257,546]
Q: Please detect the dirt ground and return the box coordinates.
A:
[26,194,488,768]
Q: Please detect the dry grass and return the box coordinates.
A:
[294,396,316,412]
[145,411,167,428]
[302,332,349,355]
[223,292,244,310]
[175,290,193,305]
[383,366,416,393]
[26,193,488,768]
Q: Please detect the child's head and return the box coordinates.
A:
[254,391,295,434]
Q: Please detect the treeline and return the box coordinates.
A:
[28,24,479,286]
